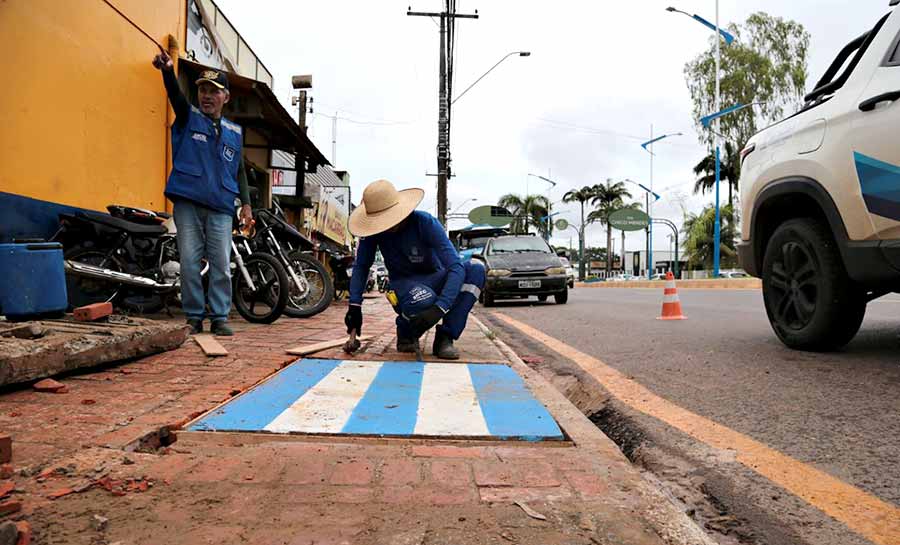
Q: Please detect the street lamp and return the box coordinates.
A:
[451,51,531,104]
[638,131,679,279]
[667,2,733,277]
[450,198,478,216]
[528,173,557,240]
[622,178,661,278]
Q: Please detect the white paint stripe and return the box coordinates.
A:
[461,283,482,298]
[264,361,381,434]
[663,294,680,303]
[665,281,676,289]
[415,363,489,436]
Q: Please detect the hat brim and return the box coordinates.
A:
[195,78,226,90]
[348,188,425,237]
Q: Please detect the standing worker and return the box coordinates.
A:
[344,180,486,359]
[152,50,253,336]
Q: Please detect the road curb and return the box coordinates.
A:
[578,278,761,289]
[470,314,718,545]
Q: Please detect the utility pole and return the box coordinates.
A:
[408,3,478,227]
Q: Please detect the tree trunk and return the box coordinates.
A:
[606,223,613,276]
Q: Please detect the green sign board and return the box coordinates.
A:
[468,205,513,227]
[554,218,569,231]
[608,209,650,231]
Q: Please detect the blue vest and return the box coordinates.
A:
[165,106,242,214]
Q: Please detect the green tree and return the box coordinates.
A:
[562,185,598,280]
[682,204,739,271]
[588,180,632,274]
[693,141,740,205]
[496,194,550,236]
[685,12,810,188]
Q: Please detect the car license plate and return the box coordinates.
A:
[518,280,541,289]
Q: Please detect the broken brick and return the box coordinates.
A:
[80,399,97,405]
[0,482,13,498]
[15,521,31,545]
[0,435,10,464]
[47,488,74,500]
[32,379,66,393]
[0,465,13,479]
[7,413,20,418]
[0,501,21,516]
[73,302,113,322]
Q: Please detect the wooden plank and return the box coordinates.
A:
[193,334,228,357]
[285,335,372,356]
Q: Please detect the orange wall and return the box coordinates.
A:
[1,0,185,212]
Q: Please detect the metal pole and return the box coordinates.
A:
[713,0,721,278]
[331,112,337,165]
[437,12,448,226]
[649,124,654,280]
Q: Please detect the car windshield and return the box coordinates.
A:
[488,237,552,254]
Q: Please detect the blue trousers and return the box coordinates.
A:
[173,200,233,322]
[391,260,486,340]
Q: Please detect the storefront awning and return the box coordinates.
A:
[179,59,330,171]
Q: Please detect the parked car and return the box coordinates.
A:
[720,271,750,279]
[609,273,637,282]
[559,257,576,288]
[738,2,900,350]
[476,234,568,306]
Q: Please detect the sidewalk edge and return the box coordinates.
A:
[470,314,718,545]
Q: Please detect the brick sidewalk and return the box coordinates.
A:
[0,298,709,544]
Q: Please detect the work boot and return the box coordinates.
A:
[187,319,203,335]
[396,337,417,353]
[210,320,234,337]
[432,330,459,360]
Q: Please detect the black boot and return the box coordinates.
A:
[187,319,203,335]
[432,329,459,360]
[210,320,234,336]
[397,337,417,353]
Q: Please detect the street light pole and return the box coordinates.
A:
[713,0,722,278]
[639,132,681,279]
[452,51,531,104]
[528,173,557,241]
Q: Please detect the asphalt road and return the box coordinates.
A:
[481,287,900,545]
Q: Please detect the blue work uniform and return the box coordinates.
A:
[350,211,486,340]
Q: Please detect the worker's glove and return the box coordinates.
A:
[345,304,363,335]
[408,305,446,338]
[152,51,174,71]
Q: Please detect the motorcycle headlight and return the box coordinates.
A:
[545,267,566,275]
[488,269,512,277]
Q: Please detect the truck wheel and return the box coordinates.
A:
[761,218,865,351]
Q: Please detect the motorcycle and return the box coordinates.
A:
[329,251,354,300]
[53,204,289,324]
[250,199,334,318]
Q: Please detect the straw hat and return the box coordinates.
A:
[348,179,425,237]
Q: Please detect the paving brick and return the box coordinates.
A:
[0,501,21,516]
[282,456,331,485]
[478,486,574,503]
[0,464,12,479]
[182,457,243,483]
[381,485,477,505]
[429,460,473,487]
[15,520,31,545]
[473,460,561,488]
[0,435,10,463]
[73,302,113,321]
[330,459,374,485]
[379,459,421,486]
[411,445,489,459]
[280,485,374,504]
[563,471,609,499]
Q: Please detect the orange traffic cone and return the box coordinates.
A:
[657,271,687,320]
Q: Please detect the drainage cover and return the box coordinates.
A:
[187,359,564,441]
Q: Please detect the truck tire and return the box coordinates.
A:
[761,218,865,351]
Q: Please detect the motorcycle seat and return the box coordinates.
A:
[76,210,167,236]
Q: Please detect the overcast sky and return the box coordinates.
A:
[216,0,889,253]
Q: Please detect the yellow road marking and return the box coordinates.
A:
[495,312,900,545]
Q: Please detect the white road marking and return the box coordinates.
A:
[415,363,489,436]
[264,361,381,434]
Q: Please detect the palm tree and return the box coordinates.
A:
[588,179,633,274]
[682,203,739,271]
[693,141,740,206]
[562,186,598,280]
[497,194,550,236]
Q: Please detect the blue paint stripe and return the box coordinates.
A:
[187,358,342,431]
[341,361,425,435]
[855,152,900,195]
[468,364,564,441]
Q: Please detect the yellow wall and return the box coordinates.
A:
[1,0,185,212]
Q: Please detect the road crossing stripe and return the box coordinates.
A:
[341,361,425,435]
[469,363,565,441]
[415,363,489,436]
[265,361,381,434]
[187,358,341,432]
[494,312,900,545]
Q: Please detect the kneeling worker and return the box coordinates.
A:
[344,180,486,359]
